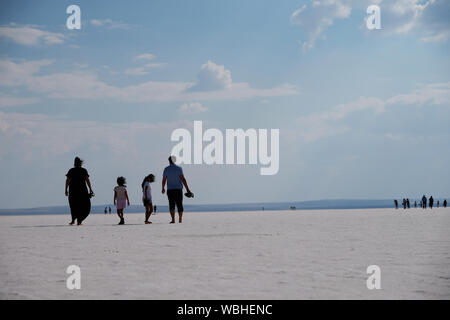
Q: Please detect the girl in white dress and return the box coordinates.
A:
[114,176,130,225]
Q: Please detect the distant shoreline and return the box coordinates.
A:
[1,198,448,216]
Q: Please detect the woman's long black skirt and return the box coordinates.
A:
[69,194,91,223]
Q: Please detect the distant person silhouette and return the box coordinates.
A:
[154,205,157,213]
[104,207,107,214]
[414,201,417,208]
[394,199,398,209]
[406,198,410,209]
[65,157,94,226]
[162,156,192,224]
[437,200,440,208]
[429,196,434,209]
[109,206,111,214]
[422,195,427,209]
[402,198,407,209]
[444,199,447,208]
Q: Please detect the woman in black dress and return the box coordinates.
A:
[65,157,94,225]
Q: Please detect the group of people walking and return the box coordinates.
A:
[65,156,193,226]
[394,196,447,210]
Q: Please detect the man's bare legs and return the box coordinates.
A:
[169,209,183,223]
[169,209,175,223]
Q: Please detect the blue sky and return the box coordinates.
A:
[0,0,449,208]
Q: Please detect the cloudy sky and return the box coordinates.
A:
[0,0,449,209]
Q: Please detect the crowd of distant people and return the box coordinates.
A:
[394,196,447,210]
[65,155,193,226]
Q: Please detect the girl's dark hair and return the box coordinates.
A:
[141,174,155,190]
[117,176,126,186]
[74,157,83,167]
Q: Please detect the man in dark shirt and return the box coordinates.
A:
[162,156,191,224]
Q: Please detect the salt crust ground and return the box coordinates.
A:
[1,208,449,299]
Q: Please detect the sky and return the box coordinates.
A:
[0,0,449,209]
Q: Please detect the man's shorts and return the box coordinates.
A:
[167,189,183,211]
[143,198,152,206]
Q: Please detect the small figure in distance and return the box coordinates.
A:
[406,198,410,209]
[443,199,447,208]
[414,201,417,208]
[422,195,427,209]
[429,195,434,209]
[394,199,398,209]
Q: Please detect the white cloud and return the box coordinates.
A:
[0,95,40,108]
[385,0,439,35]
[178,102,208,114]
[124,67,149,76]
[135,53,157,60]
[0,111,189,160]
[188,60,232,91]
[290,0,351,51]
[294,96,383,142]
[290,0,450,50]
[0,59,298,103]
[124,63,166,76]
[386,82,450,106]
[385,132,404,141]
[90,19,130,30]
[185,82,298,101]
[295,82,450,142]
[0,25,65,46]
[295,118,350,142]
[420,30,450,43]
[0,59,52,86]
